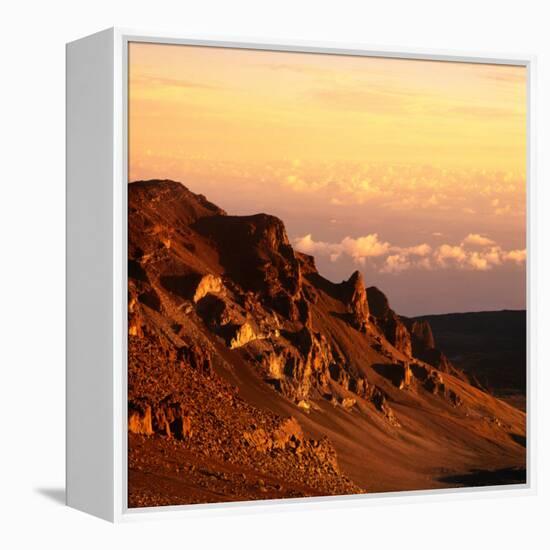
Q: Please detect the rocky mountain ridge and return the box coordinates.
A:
[127,180,526,507]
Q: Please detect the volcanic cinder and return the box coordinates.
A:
[127,180,526,508]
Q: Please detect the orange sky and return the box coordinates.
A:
[128,42,526,315]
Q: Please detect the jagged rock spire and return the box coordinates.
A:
[342,270,369,332]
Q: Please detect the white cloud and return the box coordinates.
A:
[294,232,526,274]
[268,163,525,223]
[435,244,467,265]
[294,233,390,265]
[484,246,503,266]
[435,242,524,271]
[293,234,331,255]
[462,233,496,247]
[381,254,411,273]
[504,249,527,263]
[397,243,432,257]
[339,235,391,261]
[467,252,490,271]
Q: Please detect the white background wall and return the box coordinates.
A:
[1,0,548,547]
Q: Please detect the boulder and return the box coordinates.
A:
[273,418,304,448]
[193,274,223,303]
[340,397,357,409]
[128,403,153,435]
[229,321,267,349]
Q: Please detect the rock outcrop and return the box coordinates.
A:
[194,213,301,295]
[409,319,436,354]
[410,363,462,406]
[402,317,466,380]
[129,400,193,440]
[340,270,370,332]
[193,273,224,303]
[367,286,412,356]
[228,321,270,349]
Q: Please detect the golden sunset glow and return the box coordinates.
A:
[128,42,526,315]
[126,41,528,508]
[129,43,526,175]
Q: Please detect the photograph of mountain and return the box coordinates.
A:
[127,43,527,508]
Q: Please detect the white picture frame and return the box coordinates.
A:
[66,27,536,522]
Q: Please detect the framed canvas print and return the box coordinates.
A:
[66,28,535,522]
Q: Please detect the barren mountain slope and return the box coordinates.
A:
[127,180,526,507]
[414,310,527,410]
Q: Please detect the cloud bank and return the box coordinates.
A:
[294,232,525,274]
